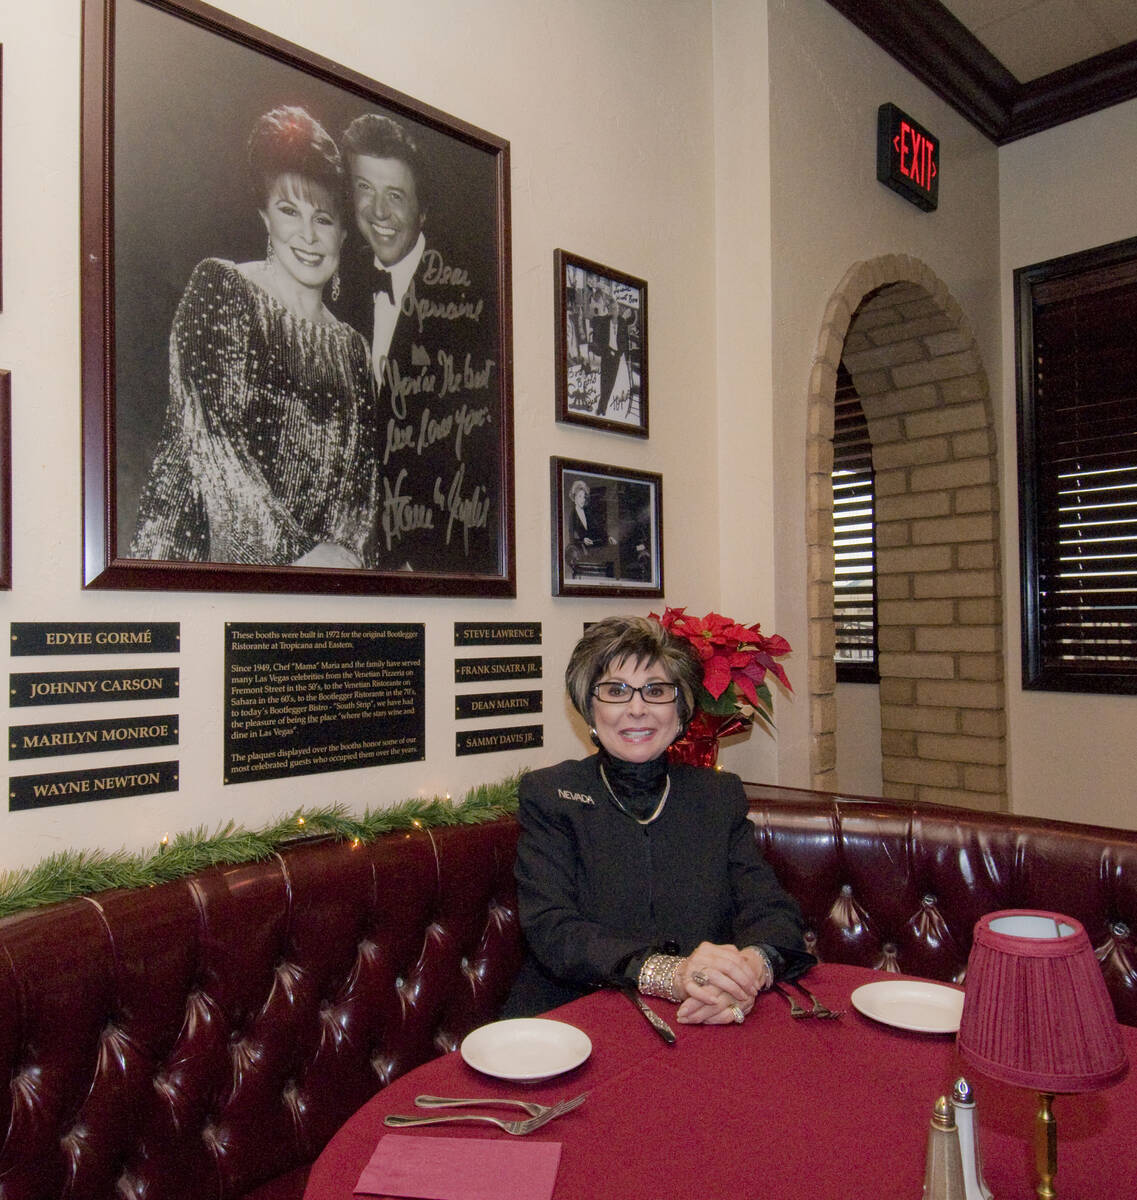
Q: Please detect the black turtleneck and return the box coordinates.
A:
[596,747,669,820]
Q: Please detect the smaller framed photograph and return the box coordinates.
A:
[551,457,662,598]
[555,249,647,437]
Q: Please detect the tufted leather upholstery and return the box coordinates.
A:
[2,788,1135,1199]
[745,783,1137,1027]
[0,821,522,1200]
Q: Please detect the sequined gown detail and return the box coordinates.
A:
[131,258,379,566]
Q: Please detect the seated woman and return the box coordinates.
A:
[505,614,813,1025]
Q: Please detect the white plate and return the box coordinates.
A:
[850,979,965,1034]
[460,1018,593,1081]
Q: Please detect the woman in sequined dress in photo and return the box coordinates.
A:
[130,106,379,567]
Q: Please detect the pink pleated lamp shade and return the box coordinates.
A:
[958,910,1129,1093]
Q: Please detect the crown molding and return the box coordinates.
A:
[824,0,1137,144]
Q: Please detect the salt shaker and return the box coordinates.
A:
[922,1094,967,1200]
[951,1077,993,1200]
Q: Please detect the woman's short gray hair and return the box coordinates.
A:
[565,615,704,727]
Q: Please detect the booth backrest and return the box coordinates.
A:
[2,786,1136,1200]
[0,820,522,1200]
[744,782,1137,1027]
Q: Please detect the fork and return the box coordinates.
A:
[791,979,843,1019]
[384,1093,587,1135]
[772,981,811,1018]
[415,1092,586,1118]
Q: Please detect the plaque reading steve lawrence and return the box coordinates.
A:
[225,623,424,785]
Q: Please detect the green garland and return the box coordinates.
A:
[0,773,522,920]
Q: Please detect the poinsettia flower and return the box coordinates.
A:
[651,606,792,730]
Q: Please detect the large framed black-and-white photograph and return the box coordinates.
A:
[81,0,514,596]
[551,457,662,598]
[0,370,10,589]
[555,250,647,437]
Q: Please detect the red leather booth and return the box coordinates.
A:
[1,785,1134,1199]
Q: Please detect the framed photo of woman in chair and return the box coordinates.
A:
[551,457,662,598]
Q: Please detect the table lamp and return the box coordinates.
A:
[957,910,1129,1199]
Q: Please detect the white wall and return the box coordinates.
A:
[998,97,1137,830]
[765,0,1002,786]
[0,0,734,871]
[3,1,1133,875]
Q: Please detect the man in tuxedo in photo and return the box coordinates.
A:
[588,285,632,417]
[335,113,498,575]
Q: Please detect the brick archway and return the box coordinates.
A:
[806,256,1006,810]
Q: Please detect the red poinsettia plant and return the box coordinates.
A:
[651,607,792,745]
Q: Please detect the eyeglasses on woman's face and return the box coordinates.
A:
[591,681,679,705]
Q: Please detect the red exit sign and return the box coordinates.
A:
[877,103,939,211]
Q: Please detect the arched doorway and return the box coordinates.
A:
[806,256,1007,811]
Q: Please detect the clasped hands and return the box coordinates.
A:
[674,942,771,1025]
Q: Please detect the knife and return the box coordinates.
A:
[615,983,677,1045]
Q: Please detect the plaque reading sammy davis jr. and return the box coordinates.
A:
[224,623,424,785]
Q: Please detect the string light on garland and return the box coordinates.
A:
[0,774,522,919]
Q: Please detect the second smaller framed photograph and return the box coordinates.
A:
[555,249,648,437]
[551,457,663,598]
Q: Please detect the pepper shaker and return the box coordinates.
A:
[951,1077,993,1200]
[922,1094,967,1200]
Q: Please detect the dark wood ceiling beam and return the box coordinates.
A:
[823,0,1137,144]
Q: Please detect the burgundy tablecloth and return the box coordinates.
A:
[303,963,1137,1199]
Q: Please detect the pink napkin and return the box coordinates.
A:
[354,1134,562,1200]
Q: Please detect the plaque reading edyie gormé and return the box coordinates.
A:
[224,623,424,785]
[11,622,180,655]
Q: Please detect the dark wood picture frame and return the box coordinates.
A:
[551,457,662,598]
[0,370,10,589]
[554,249,648,438]
[81,0,514,596]
[1,43,4,313]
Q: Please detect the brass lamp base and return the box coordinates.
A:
[1034,1091,1057,1199]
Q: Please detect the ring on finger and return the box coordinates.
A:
[730,1004,745,1024]
[692,969,709,986]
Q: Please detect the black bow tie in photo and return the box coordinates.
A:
[373,268,395,303]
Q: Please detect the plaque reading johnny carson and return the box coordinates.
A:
[9,668,180,707]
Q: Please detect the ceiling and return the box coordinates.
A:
[824,0,1137,143]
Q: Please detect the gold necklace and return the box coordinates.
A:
[598,763,671,825]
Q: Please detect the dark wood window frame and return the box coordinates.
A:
[1015,235,1137,694]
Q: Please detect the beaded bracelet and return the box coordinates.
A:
[748,945,774,988]
[638,953,684,1002]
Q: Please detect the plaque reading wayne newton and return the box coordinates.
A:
[225,624,424,785]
